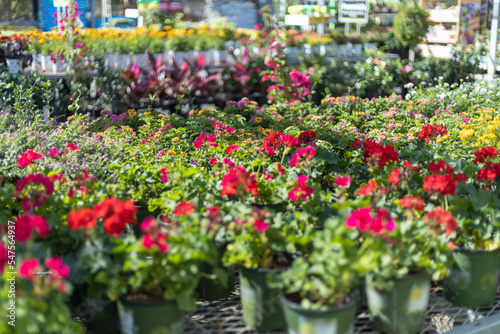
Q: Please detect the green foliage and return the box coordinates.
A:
[393,6,431,49]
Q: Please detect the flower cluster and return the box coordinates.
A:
[140,217,169,252]
[19,257,70,292]
[423,160,467,198]
[346,207,395,234]
[15,174,55,210]
[193,134,218,148]
[14,214,50,242]
[473,146,498,164]
[288,175,313,201]
[424,208,457,236]
[362,139,399,169]
[213,121,235,136]
[290,146,315,168]
[417,124,447,143]
[17,149,43,168]
[68,198,137,237]
[220,166,259,198]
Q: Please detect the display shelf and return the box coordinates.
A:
[184,284,500,334]
[420,0,460,45]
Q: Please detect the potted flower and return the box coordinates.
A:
[0,254,84,334]
[222,203,314,331]
[446,146,500,307]
[270,217,367,334]
[76,197,218,333]
[348,179,454,334]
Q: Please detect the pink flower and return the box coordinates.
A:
[373,58,380,65]
[288,176,313,201]
[223,158,235,167]
[333,175,351,188]
[17,149,43,167]
[225,145,239,154]
[289,146,315,167]
[49,148,58,156]
[19,259,39,281]
[45,257,70,279]
[67,142,78,151]
[253,219,268,232]
[209,157,218,165]
[194,134,218,148]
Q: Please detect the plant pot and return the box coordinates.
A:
[239,267,286,331]
[86,298,120,334]
[6,58,22,75]
[280,293,356,334]
[31,54,43,71]
[197,245,236,301]
[444,248,500,308]
[365,272,430,334]
[133,54,148,69]
[117,297,184,334]
[51,60,66,73]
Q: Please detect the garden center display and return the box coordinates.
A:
[2,1,500,333]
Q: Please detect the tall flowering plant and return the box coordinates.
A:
[448,146,500,250]
[347,181,455,287]
[222,204,313,269]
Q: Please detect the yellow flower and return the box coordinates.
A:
[254,117,262,123]
[171,137,180,142]
[262,129,272,136]
[128,109,137,117]
[67,116,75,121]
[459,129,475,141]
[436,135,450,143]
[144,112,151,116]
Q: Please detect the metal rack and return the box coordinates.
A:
[184,285,500,334]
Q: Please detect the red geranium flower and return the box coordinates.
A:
[398,195,425,211]
[17,149,43,167]
[68,208,97,230]
[357,180,378,196]
[225,144,239,154]
[298,130,317,145]
[279,134,300,148]
[473,146,498,164]
[173,201,195,215]
[221,166,259,197]
[424,208,457,236]
[417,124,447,142]
[388,168,400,186]
[363,139,399,169]
[94,198,138,237]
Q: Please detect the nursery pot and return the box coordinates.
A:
[197,245,236,301]
[280,294,356,334]
[86,299,120,334]
[365,272,430,334]
[239,267,286,331]
[117,297,184,334]
[444,248,500,308]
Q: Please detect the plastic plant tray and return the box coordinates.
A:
[184,285,500,334]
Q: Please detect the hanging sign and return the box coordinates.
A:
[338,0,369,24]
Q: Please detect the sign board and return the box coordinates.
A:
[285,14,311,26]
[53,0,69,7]
[338,0,369,23]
